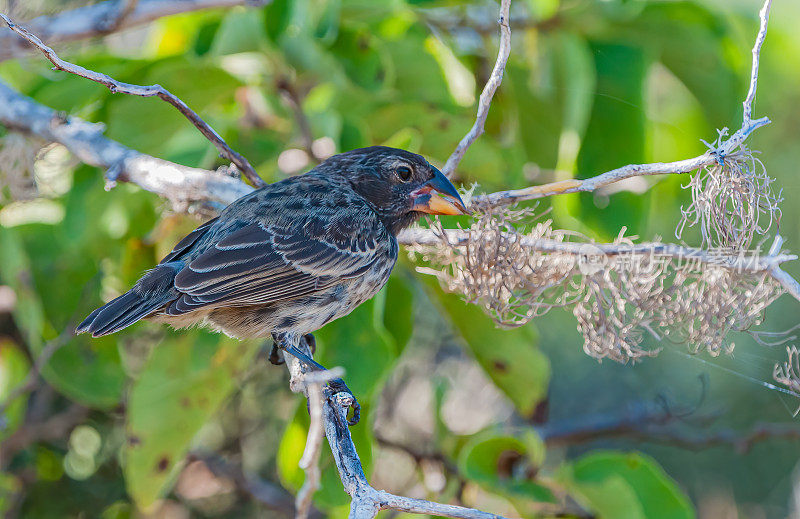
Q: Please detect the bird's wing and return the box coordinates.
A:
[164,209,392,315]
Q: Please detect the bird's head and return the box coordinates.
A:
[319,146,468,234]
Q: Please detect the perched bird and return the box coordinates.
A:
[76,146,466,422]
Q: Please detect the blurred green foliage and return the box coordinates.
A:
[1,0,799,517]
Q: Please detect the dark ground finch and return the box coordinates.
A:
[76,146,467,424]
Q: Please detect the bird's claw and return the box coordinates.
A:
[328,377,361,426]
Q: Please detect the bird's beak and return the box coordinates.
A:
[410,168,468,216]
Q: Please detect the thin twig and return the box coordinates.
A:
[0,13,266,189]
[541,409,800,454]
[743,0,772,125]
[277,78,321,163]
[441,0,511,178]
[1,403,89,468]
[469,0,773,208]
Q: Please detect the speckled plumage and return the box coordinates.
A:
[76,146,462,341]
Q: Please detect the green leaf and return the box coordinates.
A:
[381,275,414,352]
[615,1,739,128]
[328,25,386,91]
[0,227,46,351]
[0,339,30,439]
[505,63,562,171]
[576,42,648,238]
[459,430,554,503]
[430,287,550,418]
[0,472,21,516]
[42,335,126,410]
[105,59,240,158]
[315,292,402,399]
[211,8,268,55]
[565,451,695,519]
[124,331,259,510]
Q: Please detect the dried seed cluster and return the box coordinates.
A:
[409,207,784,363]
[676,145,781,249]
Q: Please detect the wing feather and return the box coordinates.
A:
[166,208,391,315]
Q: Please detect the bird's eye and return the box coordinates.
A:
[396,165,413,182]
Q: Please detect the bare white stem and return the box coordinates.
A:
[743,0,772,124]
[0,13,266,188]
[469,0,774,209]
[441,0,511,178]
[0,0,267,61]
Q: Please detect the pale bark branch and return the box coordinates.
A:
[0,0,268,61]
[1,13,266,188]
[295,367,345,519]
[0,80,254,208]
[282,337,508,519]
[441,0,511,178]
[471,0,773,208]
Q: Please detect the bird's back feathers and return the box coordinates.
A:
[76,171,397,338]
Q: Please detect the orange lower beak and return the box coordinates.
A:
[410,169,468,215]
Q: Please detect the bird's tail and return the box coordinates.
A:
[76,264,179,337]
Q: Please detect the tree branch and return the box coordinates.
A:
[0,0,269,61]
[471,0,773,209]
[0,80,254,209]
[281,337,508,519]
[295,367,345,519]
[540,405,800,454]
[398,227,800,304]
[441,0,511,178]
[1,13,266,188]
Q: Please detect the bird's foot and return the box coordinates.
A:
[270,333,315,365]
[327,377,361,426]
[277,336,361,426]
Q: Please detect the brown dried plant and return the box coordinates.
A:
[676,141,781,250]
[774,346,800,396]
[408,206,784,363]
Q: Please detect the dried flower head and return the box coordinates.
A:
[408,206,784,363]
[774,346,800,396]
[676,140,781,249]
